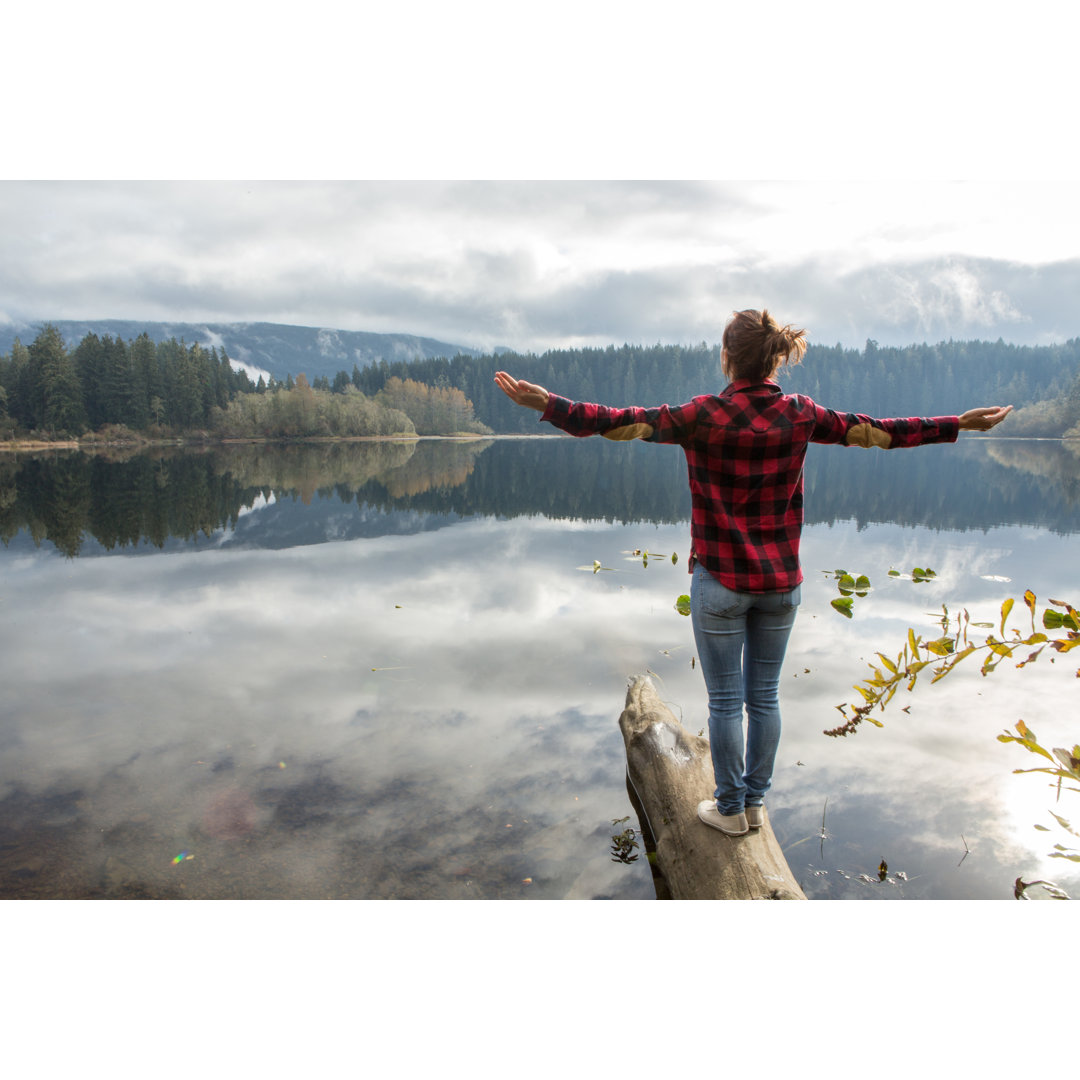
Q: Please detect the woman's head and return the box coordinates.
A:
[721,309,807,383]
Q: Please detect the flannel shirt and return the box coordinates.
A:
[541,378,960,593]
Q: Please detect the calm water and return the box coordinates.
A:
[2,436,1078,900]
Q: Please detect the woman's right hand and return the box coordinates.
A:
[494,371,551,412]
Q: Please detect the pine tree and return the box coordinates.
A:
[28,324,87,434]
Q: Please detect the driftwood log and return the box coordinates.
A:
[618,674,807,900]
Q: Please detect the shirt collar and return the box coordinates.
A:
[723,378,781,395]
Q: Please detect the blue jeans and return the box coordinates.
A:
[690,563,800,816]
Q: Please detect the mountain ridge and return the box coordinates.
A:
[0,319,483,382]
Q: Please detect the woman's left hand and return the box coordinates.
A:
[494,371,550,412]
[958,405,1013,431]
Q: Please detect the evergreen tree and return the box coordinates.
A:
[100,334,134,426]
[28,324,87,434]
[74,332,107,428]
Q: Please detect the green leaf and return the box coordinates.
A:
[675,594,691,616]
[888,569,900,577]
[831,596,854,618]
[855,575,871,591]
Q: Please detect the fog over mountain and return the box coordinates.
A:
[0,320,483,383]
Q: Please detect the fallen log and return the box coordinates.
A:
[618,674,807,900]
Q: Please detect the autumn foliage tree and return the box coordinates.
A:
[374,376,489,435]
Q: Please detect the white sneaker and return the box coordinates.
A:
[697,799,748,836]
[745,805,764,829]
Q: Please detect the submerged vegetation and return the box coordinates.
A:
[827,582,1078,897]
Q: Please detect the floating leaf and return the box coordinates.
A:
[671,552,679,565]
[675,594,691,616]
[831,596,854,618]
[855,575,871,591]
[888,569,900,577]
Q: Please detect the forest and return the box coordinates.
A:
[352,337,1080,437]
[0,325,490,441]
[3,323,1079,442]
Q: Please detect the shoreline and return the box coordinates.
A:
[0,432,1068,453]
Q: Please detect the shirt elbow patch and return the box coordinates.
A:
[845,422,892,449]
[602,423,654,441]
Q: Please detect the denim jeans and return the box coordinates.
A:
[690,563,800,816]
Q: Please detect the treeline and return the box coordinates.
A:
[0,324,254,435]
[351,337,1080,435]
[0,325,490,440]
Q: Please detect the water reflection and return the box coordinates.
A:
[4,437,1080,559]
[1,439,1078,899]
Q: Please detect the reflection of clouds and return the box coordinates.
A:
[2,507,1077,899]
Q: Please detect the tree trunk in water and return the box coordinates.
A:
[618,674,807,900]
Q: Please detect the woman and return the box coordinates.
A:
[495,309,1012,837]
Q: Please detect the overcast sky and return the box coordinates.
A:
[5,4,1080,355]
[4,179,1079,354]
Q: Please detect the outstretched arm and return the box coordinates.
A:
[958,405,1013,431]
[837,403,1013,448]
[495,370,700,443]
[494,371,550,412]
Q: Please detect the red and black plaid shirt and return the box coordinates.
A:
[541,378,959,593]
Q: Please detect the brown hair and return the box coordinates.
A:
[721,309,807,383]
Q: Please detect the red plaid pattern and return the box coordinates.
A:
[541,378,959,592]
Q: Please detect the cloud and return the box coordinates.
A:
[2,181,1079,352]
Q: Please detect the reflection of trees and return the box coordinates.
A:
[377,441,492,498]
[4,436,1080,557]
[983,441,1080,505]
[0,440,494,554]
[215,441,420,505]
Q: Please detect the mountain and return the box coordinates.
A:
[0,319,481,382]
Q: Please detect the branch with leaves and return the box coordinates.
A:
[825,591,1079,738]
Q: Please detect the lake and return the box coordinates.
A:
[1,436,1078,900]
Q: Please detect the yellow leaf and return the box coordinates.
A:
[1000,597,1014,635]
